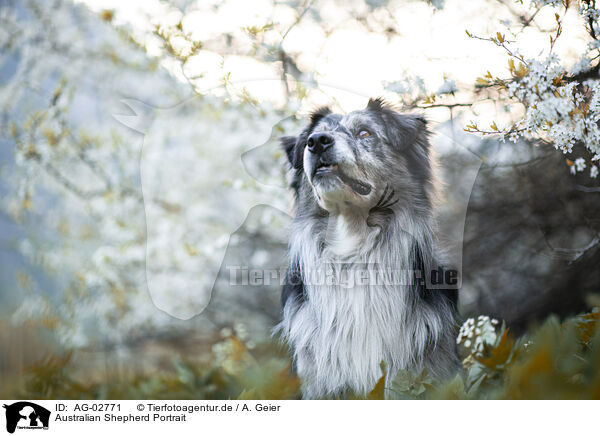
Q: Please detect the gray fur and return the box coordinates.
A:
[276,98,460,399]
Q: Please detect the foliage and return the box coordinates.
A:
[9,334,300,400]
[414,308,600,399]
[4,309,599,400]
[357,308,600,399]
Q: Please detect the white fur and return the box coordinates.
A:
[276,209,457,399]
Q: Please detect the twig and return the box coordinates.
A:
[575,184,600,193]
[551,234,600,264]
[281,0,315,42]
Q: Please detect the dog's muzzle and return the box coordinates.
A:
[307,132,372,196]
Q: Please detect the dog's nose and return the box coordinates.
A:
[307,132,334,154]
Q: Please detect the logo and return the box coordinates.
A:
[3,402,50,434]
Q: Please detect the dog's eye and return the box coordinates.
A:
[358,130,371,138]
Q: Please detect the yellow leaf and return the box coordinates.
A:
[184,243,198,256]
[474,329,515,370]
[516,64,529,78]
[367,362,387,400]
[576,311,600,343]
[552,74,564,86]
[508,58,515,73]
[100,9,114,22]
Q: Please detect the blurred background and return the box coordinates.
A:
[1,0,599,399]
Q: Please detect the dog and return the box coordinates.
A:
[275,98,460,399]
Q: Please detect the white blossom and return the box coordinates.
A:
[457,315,500,355]
[575,158,587,172]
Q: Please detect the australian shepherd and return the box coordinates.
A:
[276,98,460,399]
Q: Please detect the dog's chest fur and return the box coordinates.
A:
[277,215,456,399]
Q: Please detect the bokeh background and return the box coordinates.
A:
[1,0,599,399]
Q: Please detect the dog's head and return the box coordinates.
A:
[282,98,433,216]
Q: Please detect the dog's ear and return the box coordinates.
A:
[366,97,391,112]
[388,113,428,151]
[280,135,305,170]
[398,113,428,146]
[309,106,332,126]
[367,100,428,149]
[280,135,298,167]
[386,112,432,185]
[366,97,428,145]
